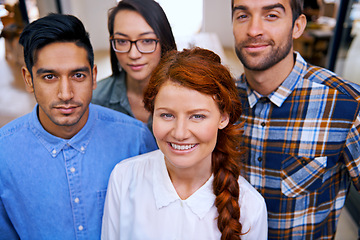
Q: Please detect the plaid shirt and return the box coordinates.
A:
[236,52,360,240]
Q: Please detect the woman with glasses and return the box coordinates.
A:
[101,48,268,240]
[92,0,177,131]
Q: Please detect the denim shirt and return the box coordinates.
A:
[0,104,157,240]
[91,72,153,132]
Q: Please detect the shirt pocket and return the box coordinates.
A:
[281,155,327,197]
[97,189,107,219]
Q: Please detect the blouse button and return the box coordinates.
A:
[261,122,266,127]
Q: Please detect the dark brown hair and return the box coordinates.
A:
[108,0,177,76]
[144,47,245,239]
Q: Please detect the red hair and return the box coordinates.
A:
[144,48,245,239]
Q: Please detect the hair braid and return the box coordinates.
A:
[212,122,244,240]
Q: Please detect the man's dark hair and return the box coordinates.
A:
[231,0,304,25]
[290,0,304,24]
[19,13,94,77]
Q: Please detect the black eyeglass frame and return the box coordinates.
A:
[110,36,159,54]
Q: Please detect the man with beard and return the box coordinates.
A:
[232,0,360,239]
[0,14,157,239]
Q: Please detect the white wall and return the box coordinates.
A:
[157,0,203,38]
[36,0,58,17]
[202,0,234,48]
[36,0,235,50]
[36,0,116,51]
[62,0,116,51]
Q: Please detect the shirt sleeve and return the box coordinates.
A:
[242,195,268,240]
[238,178,268,240]
[0,197,20,239]
[344,113,360,191]
[140,125,158,154]
[101,167,121,240]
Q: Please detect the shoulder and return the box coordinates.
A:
[91,104,147,130]
[92,74,123,103]
[95,75,118,89]
[296,53,360,101]
[238,176,268,237]
[238,176,265,207]
[90,104,157,151]
[0,113,31,141]
[110,150,161,180]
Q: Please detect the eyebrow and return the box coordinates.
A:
[113,31,157,38]
[36,67,90,76]
[233,5,248,12]
[155,108,211,114]
[263,3,286,12]
[233,3,286,13]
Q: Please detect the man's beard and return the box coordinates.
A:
[235,33,293,71]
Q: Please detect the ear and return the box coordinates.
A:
[92,64,98,90]
[22,67,34,93]
[293,14,307,40]
[218,113,230,130]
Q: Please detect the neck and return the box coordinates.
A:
[126,75,149,95]
[244,51,296,96]
[166,161,212,200]
[38,105,89,139]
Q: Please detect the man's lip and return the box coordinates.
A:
[54,105,79,114]
[243,44,269,52]
[54,105,78,109]
[245,43,269,48]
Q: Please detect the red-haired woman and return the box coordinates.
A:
[101,48,267,240]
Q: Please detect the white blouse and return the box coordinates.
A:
[101,150,268,240]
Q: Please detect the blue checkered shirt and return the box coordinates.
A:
[236,52,360,239]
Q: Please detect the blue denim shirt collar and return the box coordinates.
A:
[29,104,95,158]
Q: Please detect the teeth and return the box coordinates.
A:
[171,143,196,150]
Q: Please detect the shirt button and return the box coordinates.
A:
[80,146,85,151]
[74,198,80,203]
[261,122,266,127]
[301,160,307,165]
[78,225,84,231]
[258,157,263,162]
[52,149,57,154]
[70,167,76,173]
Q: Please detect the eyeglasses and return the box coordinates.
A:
[110,37,159,53]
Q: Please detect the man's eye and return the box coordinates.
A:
[44,74,55,80]
[266,13,280,20]
[74,73,85,78]
[234,13,248,21]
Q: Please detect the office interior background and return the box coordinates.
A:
[0,0,359,239]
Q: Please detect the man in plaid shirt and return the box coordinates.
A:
[232,0,360,239]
